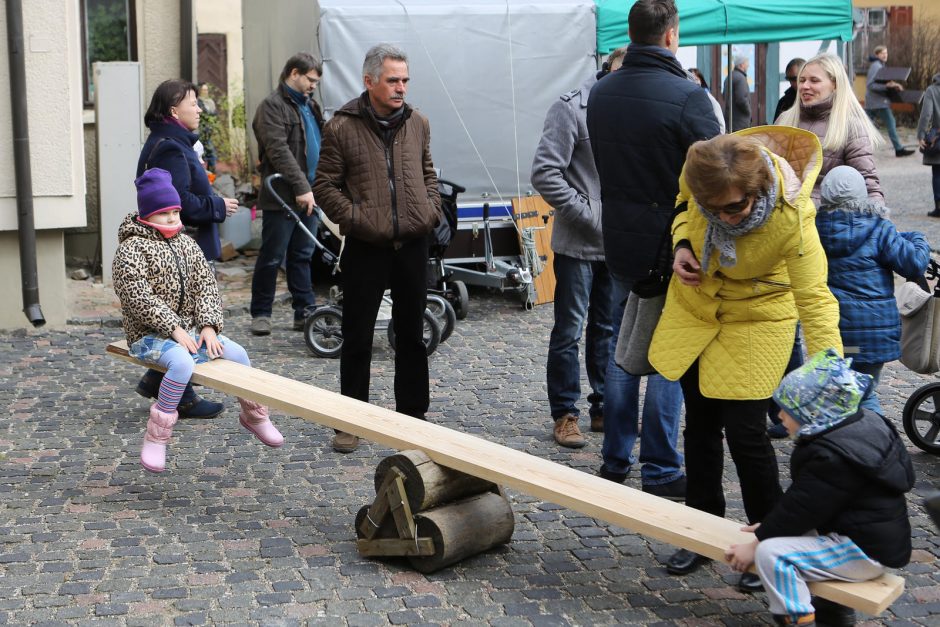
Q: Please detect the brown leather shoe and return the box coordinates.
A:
[553,415,586,448]
[331,431,360,453]
[590,412,603,432]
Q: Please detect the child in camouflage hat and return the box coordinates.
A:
[725,348,915,626]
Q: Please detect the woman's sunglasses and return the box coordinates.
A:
[703,195,751,216]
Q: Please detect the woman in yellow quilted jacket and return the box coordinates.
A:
[649,128,843,588]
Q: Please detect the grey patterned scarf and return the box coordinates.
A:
[697,153,778,273]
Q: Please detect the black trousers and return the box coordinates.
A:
[679,361,783,524]
[339,235,429,418]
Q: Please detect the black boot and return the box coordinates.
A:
[929,199,940,218]
[135,370,224,419]
[812,596,856,626]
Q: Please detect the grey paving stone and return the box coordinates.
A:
[2,153,939,626]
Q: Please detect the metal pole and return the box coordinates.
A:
[726,44,734,132]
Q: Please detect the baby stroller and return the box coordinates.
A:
[262,174,449,358]
[899,258,940,455]
[427,178,469,321]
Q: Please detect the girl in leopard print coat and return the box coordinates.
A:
[113,168,284,473]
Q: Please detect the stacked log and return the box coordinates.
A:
[355,450,515,573]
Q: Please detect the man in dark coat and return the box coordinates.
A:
[773,57,804,122]
[250,52,324,336]
[314,44,441,454]
[723,54,752,131]
[586,0,719,522]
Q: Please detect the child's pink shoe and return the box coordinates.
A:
[238,398,284,448]
[141,404,178,472]
[140,440,167,473]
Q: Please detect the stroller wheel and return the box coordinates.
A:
[304,306,344,358]
[426,294,456,342]
[387,310,441,356]
[448,280,469,320]
[902,382,940,455]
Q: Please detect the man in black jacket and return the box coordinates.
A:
[772,57,804,122]
[587,0,719,499]
[726,349,914,627]
[723,54,752,131]
[587,0,720,579]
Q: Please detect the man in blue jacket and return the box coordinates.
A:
[586,0,719,566]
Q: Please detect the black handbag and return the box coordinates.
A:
[922,127,940,157]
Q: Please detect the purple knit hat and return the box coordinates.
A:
[135,168,181,219]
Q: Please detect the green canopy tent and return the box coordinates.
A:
[596,0,854,52]
[595,0,854,128]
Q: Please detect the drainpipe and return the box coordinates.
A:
[6,0,44,327]
[180,0,194,81]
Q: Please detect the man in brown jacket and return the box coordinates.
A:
[250,52,324,336]
[314,43,442,453]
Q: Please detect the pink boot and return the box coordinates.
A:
[141,404,178,472]
[238,398,284,448]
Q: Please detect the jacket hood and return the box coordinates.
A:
[118,212,169,244]
[816,207,881,257]
[735,126,823,208]
[804,410,915,494]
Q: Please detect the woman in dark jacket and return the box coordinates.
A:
[133,79,238,417]
[136,79,238,260]
[917,73,940,217]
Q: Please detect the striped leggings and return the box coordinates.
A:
[755,532,884,620]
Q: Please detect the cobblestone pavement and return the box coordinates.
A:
[1,136,939,626]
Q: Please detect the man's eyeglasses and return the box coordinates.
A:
[703,195,751,216]
[786,75,798,83]
[304,74,320,85]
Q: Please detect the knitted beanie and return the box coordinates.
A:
[772,348,873,435]
[136,168,181,219]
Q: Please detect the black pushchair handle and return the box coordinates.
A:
[262,173,337,265]
[438,178,466,195]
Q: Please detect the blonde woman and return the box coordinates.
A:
[776,53,885,205]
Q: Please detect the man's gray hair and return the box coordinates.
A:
[363,44,408,81]
[733,53,748,67]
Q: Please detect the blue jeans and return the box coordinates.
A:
[851,361,884,415]
[547,254,613,421]
[767,325,804,423]
[250,208,318,320]
[868,108,904,152]
[601,277,684,484]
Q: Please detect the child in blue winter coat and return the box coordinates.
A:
[726,348,914,626]
[814,165,930,414]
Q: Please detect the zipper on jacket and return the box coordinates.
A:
[164,237,188,313]
[752,277,790,293]
[385,142,399,239]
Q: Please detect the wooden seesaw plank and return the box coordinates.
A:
[106,340,904,616]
